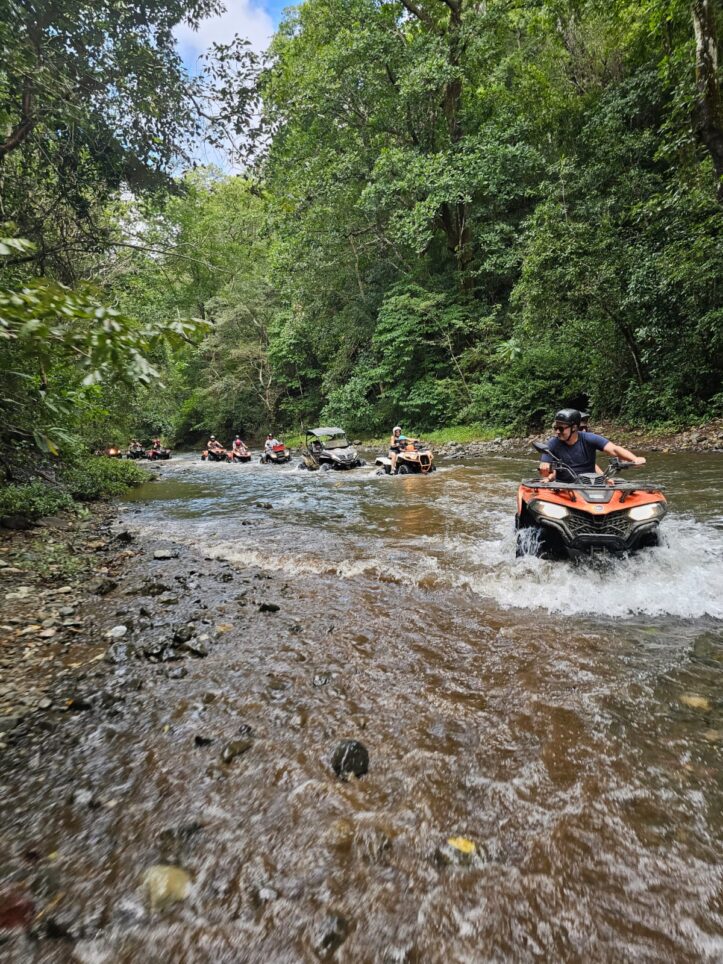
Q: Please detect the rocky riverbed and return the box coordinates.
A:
[1,452,721,961]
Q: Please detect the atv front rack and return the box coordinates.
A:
[521,479,665,493]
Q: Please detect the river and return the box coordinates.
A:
[2,448,722,961]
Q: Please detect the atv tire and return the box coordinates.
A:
[396,464,410,475]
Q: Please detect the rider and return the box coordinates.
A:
[389,425,404,475]
[264,433,280,453]
[539,409,646,482]
[231,435,249,457]
[207,434,223,454]
[151,437,162,452]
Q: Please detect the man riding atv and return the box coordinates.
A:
[540,409,645,481]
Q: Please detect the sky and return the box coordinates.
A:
[175,0,291,71]
[174,1,293,168]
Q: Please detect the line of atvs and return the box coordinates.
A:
[103,443,171,461]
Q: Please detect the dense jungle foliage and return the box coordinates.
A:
[1,0,722,462]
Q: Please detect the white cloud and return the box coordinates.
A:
[175,0,275,67]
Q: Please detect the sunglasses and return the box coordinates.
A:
[552,424,570,433]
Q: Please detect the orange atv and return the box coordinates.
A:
[516,442,666,559]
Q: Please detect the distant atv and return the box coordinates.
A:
[202,447,229,462]
[146,446,171,461]
[376,438,435,475]
[260,443,292,465]
[303,427,365,470]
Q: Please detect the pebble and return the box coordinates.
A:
[153,549,178,560]
[259,602,280,613]
[221,738,253,763]
[331,740,369,779]
[142,865,191,911]
[314,914,349,958]
[106,625,128,640]
[680,693,711,711]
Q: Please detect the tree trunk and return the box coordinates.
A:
[692,1,723,201]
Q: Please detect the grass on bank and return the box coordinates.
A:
[0,456,152,523]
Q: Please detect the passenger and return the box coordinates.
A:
[540,409,645,482]
[231,436,249,458]
[389,425,403,475]
[151,438,162,451]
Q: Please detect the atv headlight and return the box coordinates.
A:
[628,503,663,521]
[536,502,569,520]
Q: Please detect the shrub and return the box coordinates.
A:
[0,482,73,521]
[61,457,151,501]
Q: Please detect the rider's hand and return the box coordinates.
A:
[633,456,646,465]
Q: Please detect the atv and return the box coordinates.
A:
[202,447,228,462]
[515,442,666,559]
[376,438,435,475]
[302,427,365,470]
[146,446,171,461]
[260,443,292,465]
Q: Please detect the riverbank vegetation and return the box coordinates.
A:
[1,0,722,472]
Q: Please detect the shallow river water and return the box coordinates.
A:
[4,449,723,961]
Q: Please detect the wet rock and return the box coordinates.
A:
[106,642,133,664]
[218,572,233,583]
[140,580,170,596]
[72,939,115,964]
[166,666,188,680]
[142,864,191,912]
[0,716,21,734]
[194,734,214,747]
[159,593,179,606]
[113,530,134,544]
[258,886,278,902]
[39,628,57,639]
[259,602,280,613]
[160,647,182,662]
[106,625,128,640]
[65,696,93,712]
[0,887,34,928]
[1,513,33,530]
[181,639,208,658]
[313,914,349,958]
[59,606,75,616]
[255,501,273,509]
[153,549,178,560]
[221,738,253,763]
[71,788,98,808]
[238,722,254,738]
[172,624,196,644]
[679,693,711,711]
[435,836,480,867]
[88,577,117,596]
[313,674,329,687]
[331,740,369,779]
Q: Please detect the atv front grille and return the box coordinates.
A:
[565,509,632,539]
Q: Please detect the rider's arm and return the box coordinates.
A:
[539,462,555,481]
[602,441,646,465]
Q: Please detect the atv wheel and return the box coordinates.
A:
[396,464,410,475]
[321,463,332,471]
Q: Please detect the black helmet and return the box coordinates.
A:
[554,408,581,427]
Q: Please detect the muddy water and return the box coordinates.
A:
[3,450,722,961]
